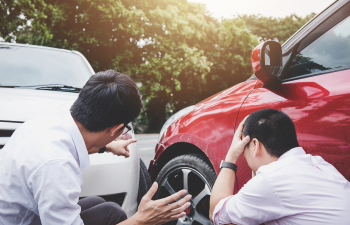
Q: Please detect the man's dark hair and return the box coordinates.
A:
[71,70,142,132]
[243,108,299,157]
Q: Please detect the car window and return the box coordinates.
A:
[287,15,350,79]
[0,46,91,88]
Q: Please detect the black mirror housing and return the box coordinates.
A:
[251,41,282,86]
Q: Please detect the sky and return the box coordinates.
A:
[188,0,336,18]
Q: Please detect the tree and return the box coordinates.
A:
[1,0,48,42]
[239,13,316,43]
[201,18,258,98]
[132,1,215,131]
[1,0,315,132]
[10,0,148,73]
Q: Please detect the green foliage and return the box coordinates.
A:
[6,0,148,73]
[202,18,258,97]
[0,0,314,132]
[133,1,217,130]
[239,13,316,43]
[1,0,47,41]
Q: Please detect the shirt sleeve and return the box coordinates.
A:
[29,159,84,225]
[212,174,283,225]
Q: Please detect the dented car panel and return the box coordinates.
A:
[155,80,258,175]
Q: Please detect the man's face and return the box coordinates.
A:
[243,137,278,174]
[94,124,125,148]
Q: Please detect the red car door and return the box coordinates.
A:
[235,13,350,190]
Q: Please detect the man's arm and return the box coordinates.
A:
[209,117,250,221]
[209,168,236,222]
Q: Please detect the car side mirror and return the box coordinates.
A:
[251,41,282,86]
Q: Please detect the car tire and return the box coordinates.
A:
[155,154,217,225]
[137,159,152,205]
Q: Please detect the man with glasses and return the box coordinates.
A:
[0,70,191,225]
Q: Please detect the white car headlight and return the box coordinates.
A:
[158,105,195,142]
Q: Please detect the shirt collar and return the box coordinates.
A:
[62,113,90,170]
[278,147,306,161]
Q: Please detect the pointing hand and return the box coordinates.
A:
[105,139,137,158]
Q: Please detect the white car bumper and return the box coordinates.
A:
[80,142,140,218]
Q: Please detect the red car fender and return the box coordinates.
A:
[155,133,212,162]
[150,80,259,184]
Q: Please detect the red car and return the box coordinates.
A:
[149,1,350,224]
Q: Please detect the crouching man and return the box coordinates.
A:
[209,108,350,225]
[0,70,191,225]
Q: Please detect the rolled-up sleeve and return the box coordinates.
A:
[212,174,283,225]
[29,159,83,225]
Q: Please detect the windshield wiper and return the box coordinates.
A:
[0,85,20,88]
[35,85,81,92]
[0,84,81,92]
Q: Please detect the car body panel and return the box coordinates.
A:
[155,80,257,176]
[0,88,77,122]
[80,135,139,217]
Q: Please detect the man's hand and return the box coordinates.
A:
[133,182,191,225]
[105,139,137,158]
[225,116,250,164]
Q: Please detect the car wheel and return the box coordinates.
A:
[137,159,152,205]
[155,154,216,225]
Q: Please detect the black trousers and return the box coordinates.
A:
[78,196,127,225]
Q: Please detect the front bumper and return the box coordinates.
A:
[80,142,139,218]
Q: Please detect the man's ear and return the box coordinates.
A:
[109,124,124,136]
[252,138,261,157]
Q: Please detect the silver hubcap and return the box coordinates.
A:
[159,168,213,225]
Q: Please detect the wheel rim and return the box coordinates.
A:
[158,167,213,225]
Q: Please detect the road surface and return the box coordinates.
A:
[135,134,158,169]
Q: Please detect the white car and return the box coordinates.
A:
[0,42,151,217]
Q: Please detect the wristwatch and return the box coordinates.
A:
[220,160,238,173]
[98,146,106,154]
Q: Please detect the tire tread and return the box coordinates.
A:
[156,153,217,190]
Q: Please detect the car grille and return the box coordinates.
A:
[0,130,15,137]
[0,129,15,149]
[99,193,126,206]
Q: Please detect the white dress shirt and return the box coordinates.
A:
[0,113,90,225]
[213,147,350,225]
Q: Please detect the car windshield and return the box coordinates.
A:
[0,45,92,88]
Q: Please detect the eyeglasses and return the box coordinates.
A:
[122,124,131,135]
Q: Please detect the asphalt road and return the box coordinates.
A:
[135,134,159,168]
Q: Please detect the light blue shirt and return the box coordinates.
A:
[0,114,90,225]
